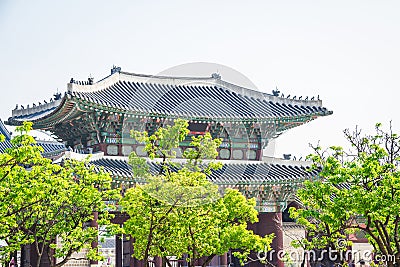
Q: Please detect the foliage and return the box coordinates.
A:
[121,119,272,267]
[290,123,400,267]
[0,122,119,267]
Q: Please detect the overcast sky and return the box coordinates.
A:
[0,1,399,159]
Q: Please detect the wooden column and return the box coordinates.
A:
[24,244,32,267]
[123,235,137,267]
[20,245,26,267]
[194,256,207,267]
[249,212,284,267]
[129,236,135,267]
[90,211,99,266]
[116,234,123,267]
[28,243,38,267]
[133,257,145,267]
[208,254,223,267]
[154,256,162,267]
[219,253,228,267]
[256,148,262,161]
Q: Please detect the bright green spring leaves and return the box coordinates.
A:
[0,122,118,267]
[291,123,400,266]
[122,119,272,267]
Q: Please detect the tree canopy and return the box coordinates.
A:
[121,119,273,267]
[291,123,400,267]
[0,122,119,267]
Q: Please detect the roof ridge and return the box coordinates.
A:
[67,70,325,107]
[119,71,216,81]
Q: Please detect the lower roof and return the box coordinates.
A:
[90,157,319,186]
[0,120,66,156]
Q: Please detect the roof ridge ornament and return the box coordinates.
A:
[54,90,62,100]
[272,86,280,96]
[211,72,221,79]
[111,65,121,75]
[88,74,94,85]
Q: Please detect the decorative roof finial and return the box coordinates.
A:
[283,154,291,160]
[272,86,280,96]
[54,89,62,100]
[211,73,221,79]
[88,74,94,85]
[111,65,121,75]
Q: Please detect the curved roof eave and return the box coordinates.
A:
[8,70,333,126]
[8,95,81,129]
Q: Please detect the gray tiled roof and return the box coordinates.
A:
[0,120,66,155]
[71,82,330,119]
[10,71,332,122]
[91,158,318,185]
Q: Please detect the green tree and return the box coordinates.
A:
[171,188,272,267]
[291,123,400,267]
[121,119,272,267]
[0,122,119,267]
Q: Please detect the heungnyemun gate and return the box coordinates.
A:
[7,66,332,267]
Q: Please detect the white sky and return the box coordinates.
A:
[0,0,399,159]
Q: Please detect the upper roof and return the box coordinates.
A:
[9,68,332,124]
